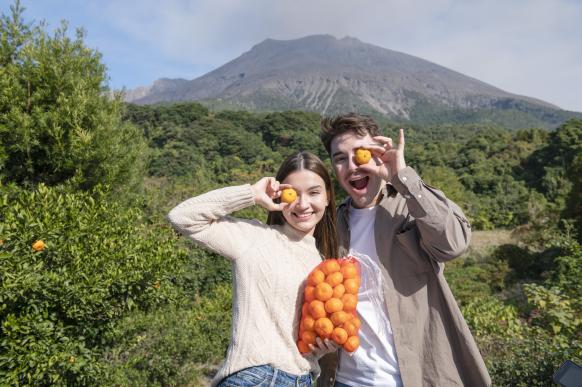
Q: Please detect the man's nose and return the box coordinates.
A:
[347,155,359,172]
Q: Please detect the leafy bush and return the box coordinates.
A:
[101,284,232,386]
[0,183,189,384]
[0,3,147,192]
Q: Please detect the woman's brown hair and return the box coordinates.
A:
[266,151,339,259]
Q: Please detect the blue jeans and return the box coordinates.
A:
[219,364,312,387]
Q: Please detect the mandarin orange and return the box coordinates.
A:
[308,269,325,286]
[332,283,346,298]
[343,336,360,352]
[314,317,334,337]
[314,282,333,301]
[321,259,341,275]
[325,271,343,287]
[340,263,358,279]
[304,285,315,302]
[297,340,311,354]
[324,297,343,314]
[341,294,357,312]
[343,321,358,336]
[309,300,327,319]
[343,278,359,294]
[330,311,350,326]
[301,330,317,345]
[331,327,348,345]
[301,315,315,331]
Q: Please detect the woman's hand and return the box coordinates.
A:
[307,337,340,359]
[251,177,292,211]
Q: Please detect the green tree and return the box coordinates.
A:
[0,1,146,192]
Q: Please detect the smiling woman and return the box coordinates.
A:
[167,151,340,386]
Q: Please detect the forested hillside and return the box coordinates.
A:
[1,3,580,386]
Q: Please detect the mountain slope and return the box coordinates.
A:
[125,35,581,129]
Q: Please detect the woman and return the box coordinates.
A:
[168,151,339,387]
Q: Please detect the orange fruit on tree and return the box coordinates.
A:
[325,271,343,287]
[309,300,327,319]
[314,282,333,302]
[330,311,350,326]
[32,240,46,252]
[314,317,334,338]
[340,263,358,279]
[343,278,359,294]
[297,340,311,354]
[321,259,341,275]
[280,188,297,204]
[341,294,357,312]
[308,269,325,286]
[354,148,371,165]
[301,330,317,345]
[301,315,315,331]
[325,297,343,314]
[304,285,315,302]
[343,336,360,352]
[332,283,346,298]
[331,327,348,345]
[343,320,358,336]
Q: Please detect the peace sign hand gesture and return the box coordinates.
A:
[361,128,407,182]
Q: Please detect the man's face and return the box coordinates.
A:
[330,131,384,208]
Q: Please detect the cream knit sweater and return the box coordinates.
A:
[167,184,322,386]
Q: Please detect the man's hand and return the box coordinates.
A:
[361,128,406,182]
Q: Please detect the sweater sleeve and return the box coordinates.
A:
[167,184,266,260]
[390,167,471,262]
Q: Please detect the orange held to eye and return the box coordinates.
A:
[280,188,297,203]
[355,148,372,165]
[298,255,361,355]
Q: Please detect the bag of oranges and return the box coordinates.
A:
[297,256,361,354]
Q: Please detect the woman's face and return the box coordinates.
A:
[281,169,329,236]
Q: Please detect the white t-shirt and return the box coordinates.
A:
[334,205,403,387]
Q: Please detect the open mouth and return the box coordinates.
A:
[349,176,369,191]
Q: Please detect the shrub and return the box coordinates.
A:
[0,183,189,384]
[101,284,232,386]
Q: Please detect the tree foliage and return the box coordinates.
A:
[0,1,146,192]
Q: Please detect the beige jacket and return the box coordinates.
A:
[318,167,491,387]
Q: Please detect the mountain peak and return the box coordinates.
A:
[125,34,574,128]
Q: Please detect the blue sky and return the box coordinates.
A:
[3,0,582,111]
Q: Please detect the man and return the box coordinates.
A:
[317,113,490,387]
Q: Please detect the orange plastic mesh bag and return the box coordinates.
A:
[297,256,361,354]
